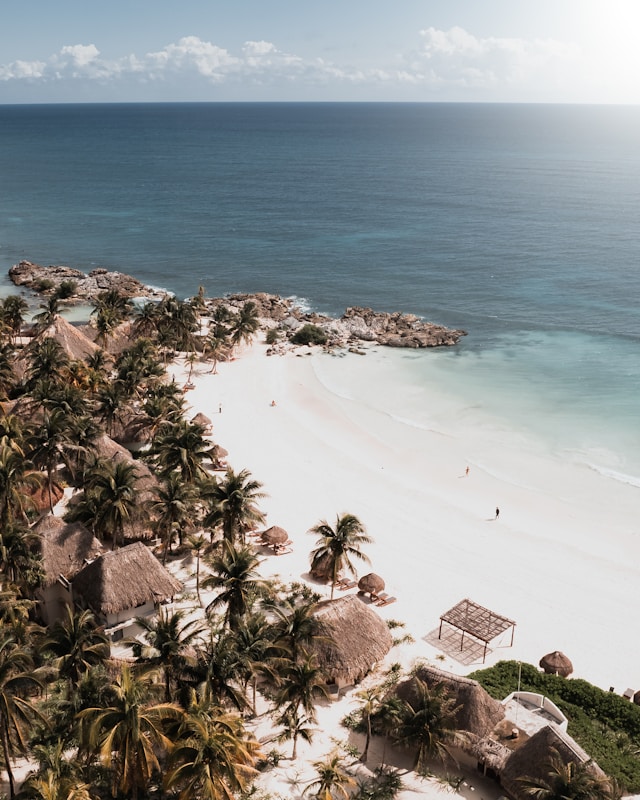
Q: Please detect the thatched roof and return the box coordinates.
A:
[500,725,604,799]
[309,594,392,685]
[358,573,385,594]
[539,650,573,677]
[309,550,335,582]
[92,434,157,494]
[35,316,99,361]
[396,665,505,740]
[261,526,289,545]
[471,737,512,773]
[72,541,182,615]
[35,515,105,587]
[77,321,136,355]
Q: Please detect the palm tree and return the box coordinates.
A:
[203,541,264,630]
[0,296,28,345]
[0,522,43,591]
[0,443,41,526]
[0,346,17,401]
[77,665,183,800]
[230,301,260,350]
[391,678,462,774]
[204,467,266,545]
[151,418,211,484]
[273,654,328,723]
[132,607,206,702]
[26,407,74,512]
[31,295,60,331]
[520,748,618,800]
[151,473,199,562]
[18,738,92,800]
[303,752,357,800]
[233,612,279,716]
[187,533,208,603]
[309,513,372,599]
[276,706,315,759]
[0,634,46,799]
[204,323,231,373]
[84,459,139,549]
[270,598,322,662]
[91,288,133,347]
[43,607,110,692]
[189,631,248,713]
[356,684,386,763]
[165,701,260,800]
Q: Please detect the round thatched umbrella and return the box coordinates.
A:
[539,650,573,677]
[358,573,385,596]
[261,526,289,546]
[192,412,213,432]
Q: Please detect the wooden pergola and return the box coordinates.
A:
[439,598,516,663]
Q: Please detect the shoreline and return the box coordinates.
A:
[171,340,640,695]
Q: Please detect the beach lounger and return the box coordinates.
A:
[339,580,357,590]
[376,595,396,607]
[373,592,388,604]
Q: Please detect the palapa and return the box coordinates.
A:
[539,650,573,677]
[261,526,289,546]
[309,594,392,686]
[395,664,505,740]
[192,412,213,433]
[34,515,105,587]
[24,476,64,514]
[500,725,605,800]
[34,315,99,361]
[358,572,385,595]
[72,541,182,616]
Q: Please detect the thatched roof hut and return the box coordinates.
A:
[34,515,104,588]
[395,665,505,740]
[309,594,392,687]
[539,650,573,677]
[77,320,136,355]
[35,316,99,361]
[91,434,157,494]
[72,541,182,616]
[500,725,605,800]
[358,573,385,595]
[261,526,289,546]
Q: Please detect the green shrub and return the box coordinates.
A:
[33,278,54,292]
[291,324,328,346]
[55,280,77,299]
[265,327,280,345]
[470,660,640,791]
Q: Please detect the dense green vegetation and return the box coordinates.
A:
[290,324,328,346]
[470,660,640,792]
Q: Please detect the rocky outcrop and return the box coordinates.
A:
[9,261,168,302]
[9,263,466,350]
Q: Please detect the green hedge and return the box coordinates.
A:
[469,661,640,792]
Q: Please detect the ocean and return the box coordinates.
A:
[0,102,639,482]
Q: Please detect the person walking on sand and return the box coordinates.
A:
[465,466,470,477]
[495,507,500,520]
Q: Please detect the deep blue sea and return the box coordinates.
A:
[0,102,639,481]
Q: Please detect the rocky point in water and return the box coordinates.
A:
[9,261,466,350]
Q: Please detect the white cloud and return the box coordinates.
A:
[0,59,46,81]
[59,44,100,67]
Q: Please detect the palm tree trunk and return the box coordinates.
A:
[1,725,16,800]
[292,731,298,760]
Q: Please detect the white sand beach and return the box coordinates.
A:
[172,340,639,697]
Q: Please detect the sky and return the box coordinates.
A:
[1,0,639,104]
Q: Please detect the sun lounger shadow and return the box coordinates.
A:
[338,580,358,590]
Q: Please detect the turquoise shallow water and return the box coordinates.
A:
[0,102,638,482]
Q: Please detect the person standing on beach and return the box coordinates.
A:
[465,466,470,476]
[495,507,500,519]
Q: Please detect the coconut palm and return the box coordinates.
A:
[187,533,208,602]
[0,634,47,799]
[0,522,43,591]
[44,607,110,692]
[356,684,386,764]
[276,706,316,760]
[391,678,462,774]
[309,513,372,599]
[0,345,17,399]
[94,381,128,437]
[151,473,199,562]
[0,296,28,345]
[151,418,211,484]
[233,611,279,716]
[77,665,183,800]
[164,701,260,800]
[270,598,322,662]
[303,752,357,800]
[188,631,248,712]
[31,295,60,331]
[0,443,41,526]
[83,459,139,549]
[203,467,266,545]
[273,654,329,723]
[203,541,264,630]
[132,300,161,339]
[26,408,74,512]
[91,288,133,347]
[132,607,206,702]
[520,748,618,800]
[204,323,231,373]
[18,738,92,800]
[230,301,260,350]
